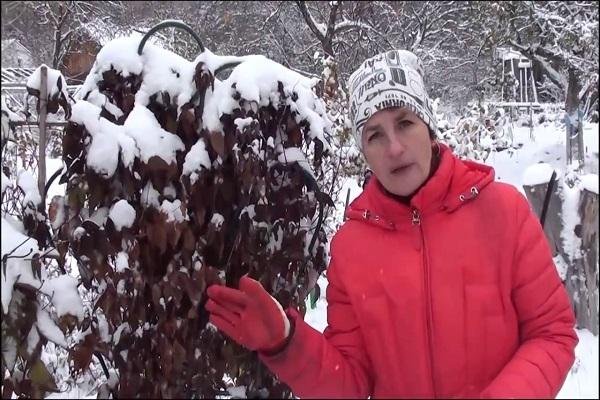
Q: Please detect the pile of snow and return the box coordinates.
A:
[70,100,185,178]
[16,170,42,207]
[26,64,69,100]
[40,276,85,321]
[522,162,559,186]
[1,219,41,311]
[182,139,211,184]
[108,200,136,230]
[160,199,185,223]
[75,34,331,182]
[580,173,598,194]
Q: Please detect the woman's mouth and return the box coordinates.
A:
[391,164,412,175]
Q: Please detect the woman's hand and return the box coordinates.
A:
[206,276,290,353]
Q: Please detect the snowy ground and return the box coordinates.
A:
[304,120,599,399]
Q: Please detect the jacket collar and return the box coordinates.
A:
[345,144,495,230]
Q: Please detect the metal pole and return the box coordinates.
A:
[520,68,524,103]
[524,66,529,103]
[531,68,538,103]
[512,59,517,101]
[501,58,505,102]
[38,65,47,199]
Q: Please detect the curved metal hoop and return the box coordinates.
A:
[138,20,205,56]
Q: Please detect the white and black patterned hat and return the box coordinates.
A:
[348,50,437,150]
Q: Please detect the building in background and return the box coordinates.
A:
[1,39,35,68]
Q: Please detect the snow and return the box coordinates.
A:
[97,314,110,343]
[1,94,23,122]
[227,385,247,398]
[557,329,600,399]
[40,275,85,322]
[70,100,183,177]
[115,252,129,273]
[113,322,130,345]
[211,213,224,228]
[234,117,255,131]
[79,35,196,112]
[160,199,185,223]
[84,89,124,119]
[240,205,256,220]
[70,101,137,177]
[108,200,136,231]
[487,122,599,195]
[141,181,161,208]
[580,174,598,194]
[17,170,42,207]
[1,170,11,195]
[26,64,69,100]
[561,183,582,262]
[1,219,41,312]
[45,158,66,206]
[36,307,68,348]
[73,227,86,240]
[124,105,185,164]
[277,146,316,180]
[182,139,211,184]
[553,254,569,281]
[2,94,22,143]
[522,162,557,186]
[50,196,65,230]
[197,49,331,149]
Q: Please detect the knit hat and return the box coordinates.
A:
[348,50,437,150]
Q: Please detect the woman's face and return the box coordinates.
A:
[361,107,433,197]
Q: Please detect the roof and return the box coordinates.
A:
[1,67,37,86]
[1,39,33,57]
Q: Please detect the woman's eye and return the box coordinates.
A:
[368,132,380,142]
[397,120,412,128]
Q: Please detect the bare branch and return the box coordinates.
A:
[295,1,326,41]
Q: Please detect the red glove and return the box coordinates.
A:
[205,276,291,353]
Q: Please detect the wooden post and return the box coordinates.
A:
[525,178,599,335]
[343,187,351,221]
[38,65,48,199]
[569,188,599,335]
[523,181,565,260]
[565,68,585,167]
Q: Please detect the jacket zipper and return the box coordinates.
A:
[412,208,437,397]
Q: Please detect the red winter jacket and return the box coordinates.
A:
[259,145,577,398]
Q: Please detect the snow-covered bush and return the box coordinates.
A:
[2,170,85,398]
[438,101,521,162]
[46,31,333,398]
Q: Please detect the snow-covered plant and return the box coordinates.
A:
[438,101,519,162]
[313,52,366,235]
[52,27,333,398]
[2,129,85,398]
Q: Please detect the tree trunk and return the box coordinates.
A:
[565,68,585,167]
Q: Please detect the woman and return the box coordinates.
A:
[205,50,577,398]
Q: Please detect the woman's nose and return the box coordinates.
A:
[386,133,406,157]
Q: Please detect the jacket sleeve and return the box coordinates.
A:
[258,256,374,398]
[481,191,578,398]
